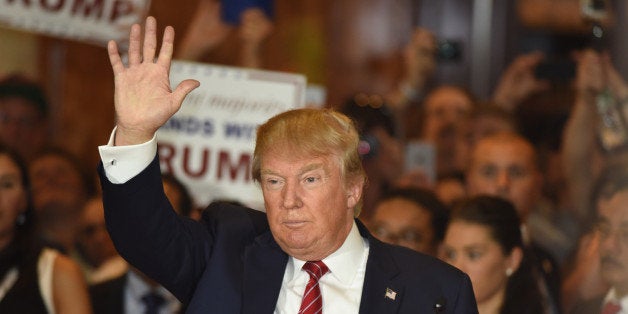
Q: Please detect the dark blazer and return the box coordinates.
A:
[89,273,126,314]
[569,294,605,314]
[99,156,478,314]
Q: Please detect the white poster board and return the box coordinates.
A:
[0,0,150,46]
[157,60,306,211]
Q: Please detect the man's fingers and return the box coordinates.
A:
[157,26,175,69]
[172,79,201,106]
[128,24,142,66]
[108,40,124,74]
[143,16,158,63]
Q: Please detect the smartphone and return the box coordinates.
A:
[404,141,436,185]
[221,0,274,25]
[534,60,576,82]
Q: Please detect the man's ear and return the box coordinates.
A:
[346,178,364,209]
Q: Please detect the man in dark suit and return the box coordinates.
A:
[89,267,181,314]
[99,16,477,313]
[570,165,628,314]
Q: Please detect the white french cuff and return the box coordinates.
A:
[98,126,158,184]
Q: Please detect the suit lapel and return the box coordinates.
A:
[356,220,404,314]
[242,232,288,314]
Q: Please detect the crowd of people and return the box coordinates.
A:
[0,2,627,313]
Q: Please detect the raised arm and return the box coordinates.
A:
[561,49,603,225]
[491,51,550,112]
[107,16,200,146]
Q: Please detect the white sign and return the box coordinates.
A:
[0,0,150,46]
[157,60,306,210]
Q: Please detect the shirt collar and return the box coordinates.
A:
[287,221,368,285]
[127,269,152,298]
[604,287,628,312]
[127,269,179,305]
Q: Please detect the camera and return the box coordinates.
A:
[534,60,576,82]
[437,40,462,62]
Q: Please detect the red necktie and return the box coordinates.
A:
[298,261,329,314]
[602,301,622,314]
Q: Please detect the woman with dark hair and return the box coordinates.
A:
[0,145,91,313]
[441,195,547,314]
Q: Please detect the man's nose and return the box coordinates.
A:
[281,181,302,209]
[496,172,511,190]
[600,229,623,253]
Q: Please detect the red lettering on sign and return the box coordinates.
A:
[182,147,210,178]
[40,0,64,11]
[158,143,252,182]
[110,0,132,22]
[158,143,175,174]
[71,0,104,18]
[218,150,251,181]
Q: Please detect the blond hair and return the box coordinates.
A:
[252,108,366,216]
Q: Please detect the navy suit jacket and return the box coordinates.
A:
[569,294,605,314]
[99,156,477,313]
[89,273,126,314]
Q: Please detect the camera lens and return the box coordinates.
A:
[437,40,461,61]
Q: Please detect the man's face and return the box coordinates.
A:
[422,87,473,174]
[260,148,361,261]
[370,197,437,256]
[422,87,473,141]
[77,198,118,267]
[0,97,47,161]
[29,154,87,216]
[596,190,628,295]
[466,137,541,220]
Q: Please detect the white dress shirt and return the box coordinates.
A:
[274,222,369,314]
[98,129,370,313]
[603,288,628,314]
[124,269,181,314]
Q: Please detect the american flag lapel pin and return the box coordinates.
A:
[385,287,397,300]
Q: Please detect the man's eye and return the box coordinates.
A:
[0,179,18,190]
[302,175,324,187]
[400,230,421,243]
[262,177,283,190]
[508,167,526,179]
[479,166,496,178]
[373,226,389,238]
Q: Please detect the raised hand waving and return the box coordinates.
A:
[107,16,200,146]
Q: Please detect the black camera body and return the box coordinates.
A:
[437,40,462,62]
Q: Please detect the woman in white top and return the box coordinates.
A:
[0,144,92,313]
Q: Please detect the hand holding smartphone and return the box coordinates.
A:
[404,141,436,186]
[221,0,274,25]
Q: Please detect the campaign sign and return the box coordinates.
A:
[0,0,150,46]
[157,60,306,211]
